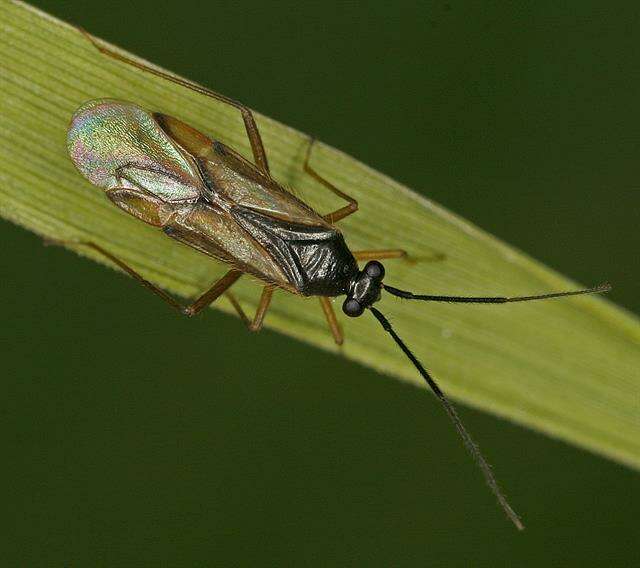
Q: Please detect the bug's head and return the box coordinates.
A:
[342,260,385,317]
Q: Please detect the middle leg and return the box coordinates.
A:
[303,138,358,224]
[224,286,274,332]
[249,287,274,332]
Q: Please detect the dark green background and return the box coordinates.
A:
[4,2,638,565]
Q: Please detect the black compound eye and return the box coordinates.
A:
[365,261,385,280]
[342,298,364,317]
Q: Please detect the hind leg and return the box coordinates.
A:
[45,239,246,317]
[78,27,270,174]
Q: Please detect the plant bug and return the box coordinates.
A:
[60,29,611,530]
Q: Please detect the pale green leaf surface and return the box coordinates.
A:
[1,1,639,468]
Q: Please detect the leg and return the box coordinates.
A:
[225,287,273,332]
[303,138,358,224]
[353,249,407,261]
[319,297,344,346]
[248,287,274,332]
[225,291,251,326]
[78,28,270,173]
[46,239,245,316]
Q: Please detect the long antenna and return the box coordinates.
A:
[369,307,524,531]
[383,282,611,304]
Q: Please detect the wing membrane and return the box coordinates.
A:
[68,100,201,203]
[68,100,305,290]
[155,113,330,226]
[164,203,292,289]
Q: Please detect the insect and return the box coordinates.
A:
[60,30,611,530]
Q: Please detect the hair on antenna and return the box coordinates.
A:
[369,306,525,531]
[383,282,611,304]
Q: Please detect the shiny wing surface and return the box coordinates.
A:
[67,99,201,203]
[165,203,292,289]
[67,100,295,288]
[155,113,331,226]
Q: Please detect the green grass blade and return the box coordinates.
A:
[2,0,639,469]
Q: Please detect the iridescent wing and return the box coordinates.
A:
[67,99,201,202]
[66,99,293,288]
